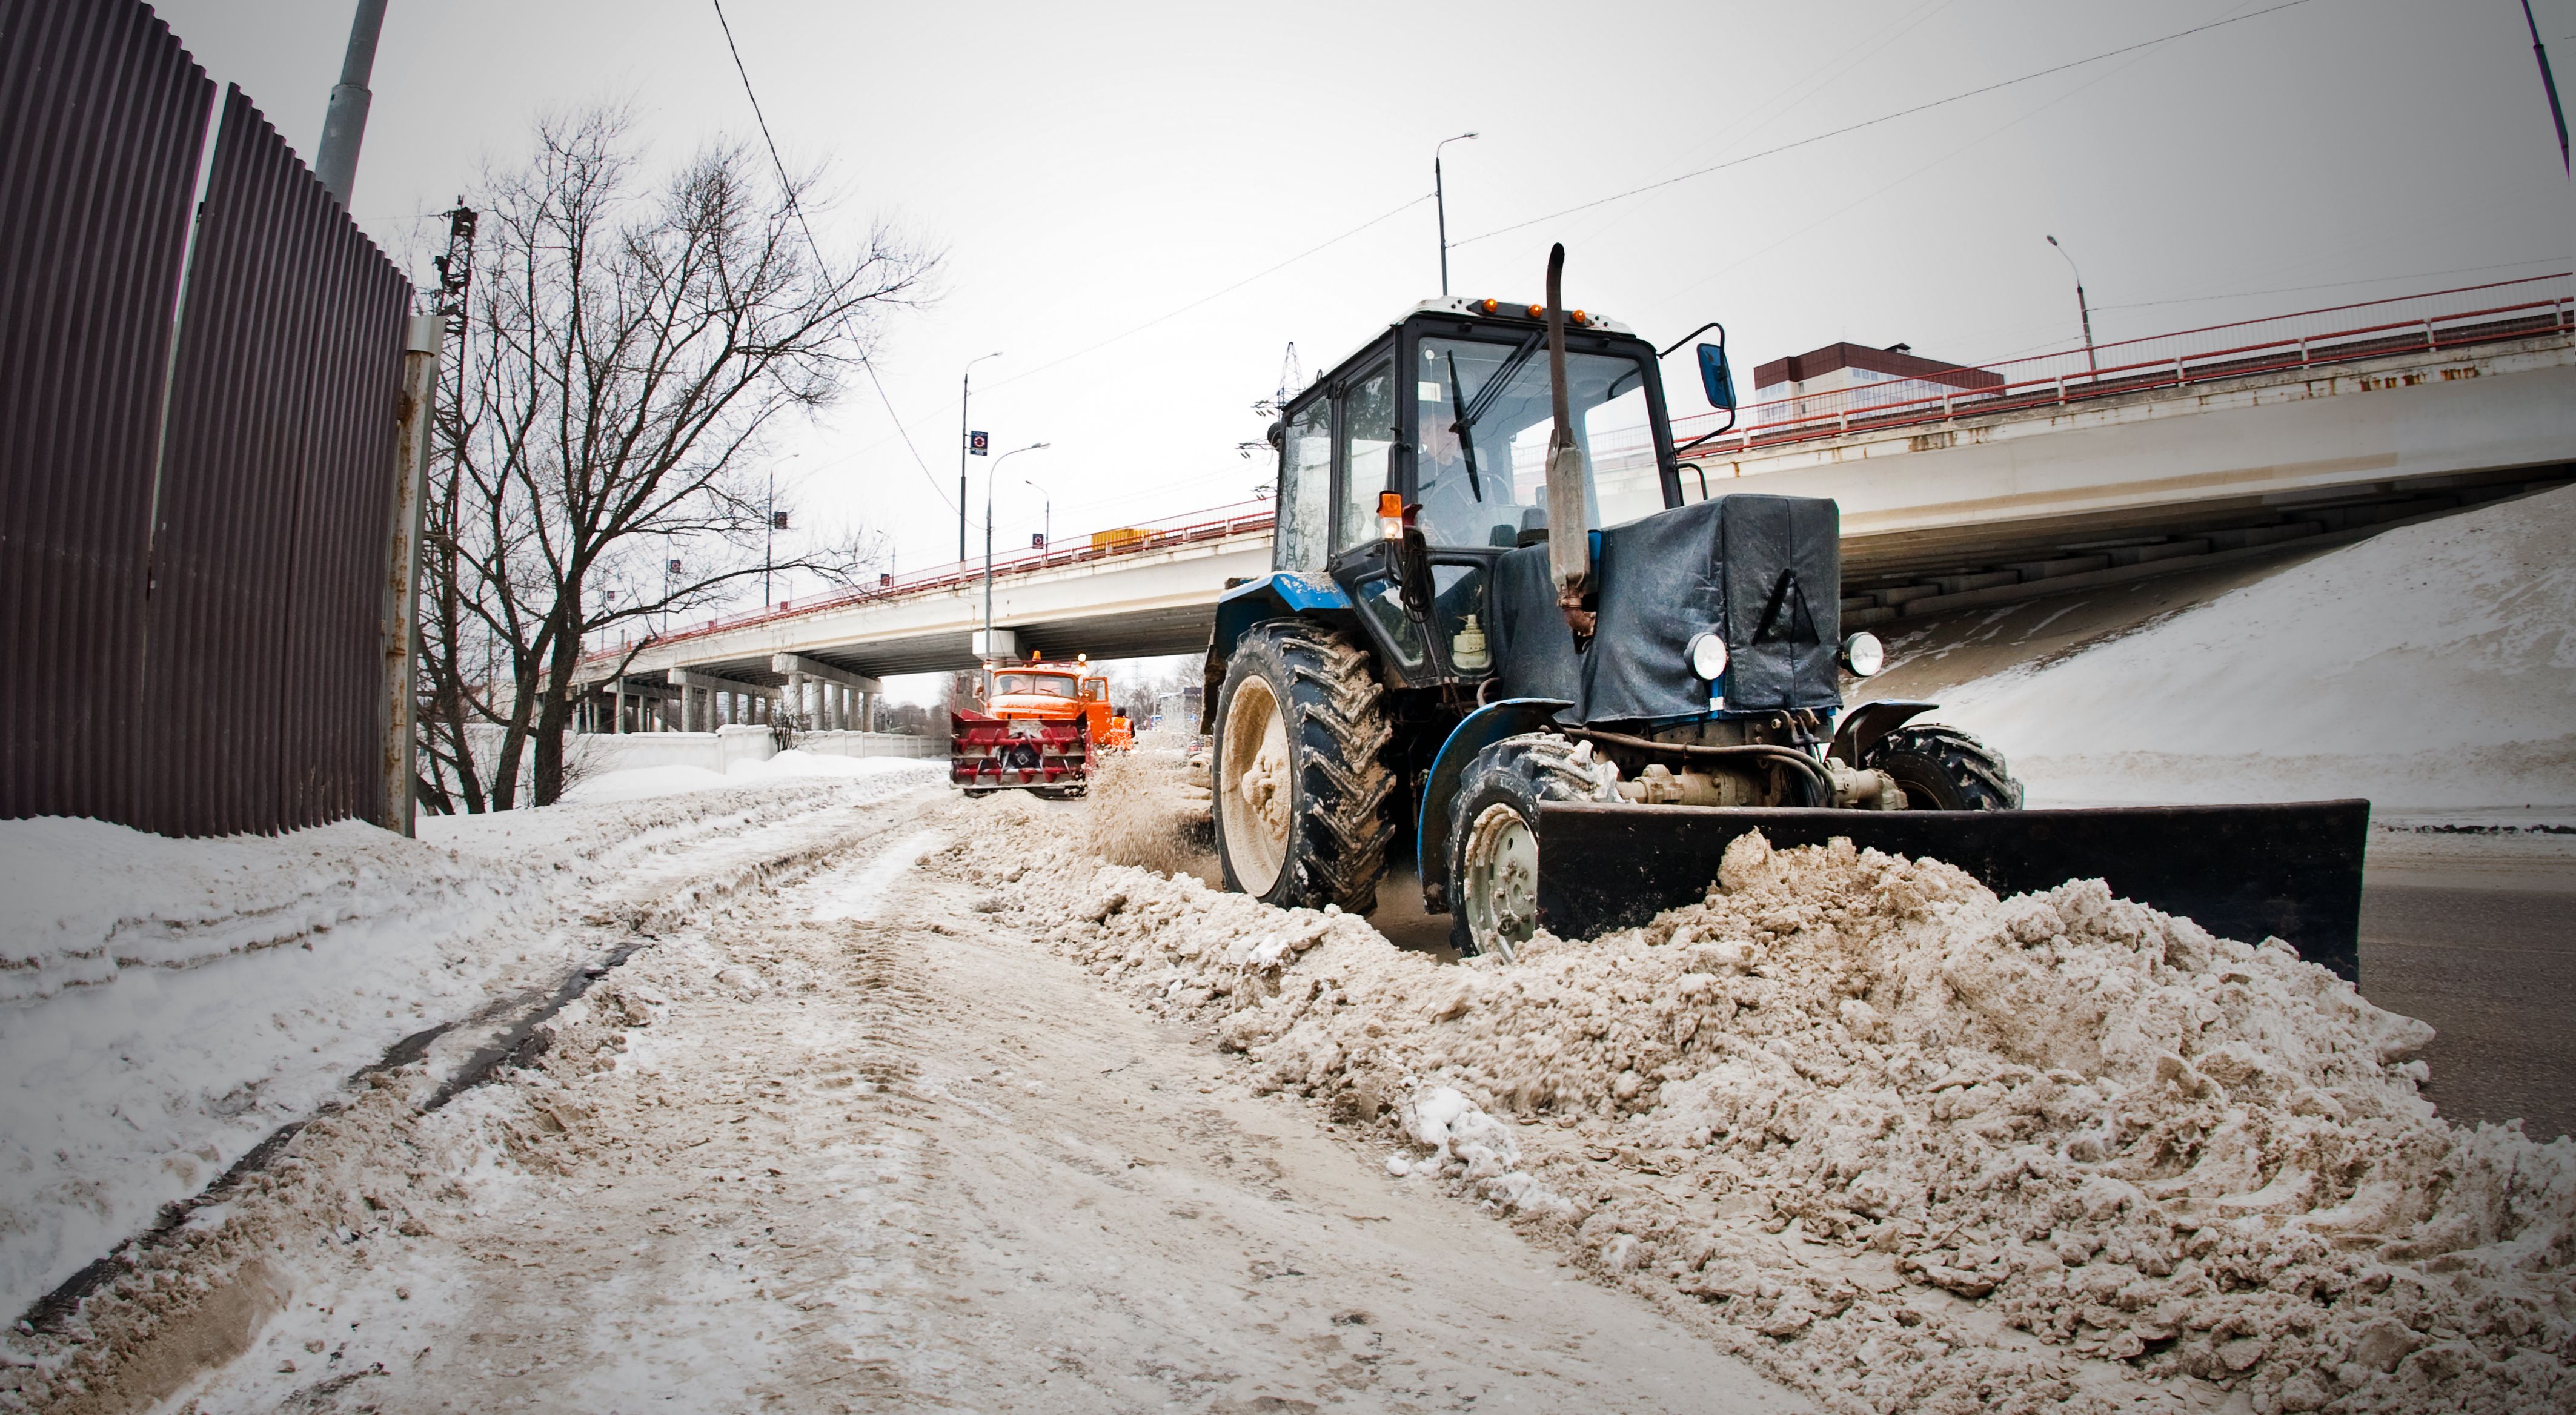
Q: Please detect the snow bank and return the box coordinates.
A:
[1934,485,2576,809]
[559,763,741,802]
[942,800,2576,1414]
[561,748,925,803]
[0,763,939,1322]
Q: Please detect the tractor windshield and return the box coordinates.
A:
[1415,335,1665,551]
[992,672,1077,698]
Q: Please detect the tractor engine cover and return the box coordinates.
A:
[1576,494,1844,724]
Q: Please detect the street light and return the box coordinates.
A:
[1024,477,1052,558]
[983,442,1051,663]
[763,453,798,607]
[1435,131,1478,297]
[958,351,1003,562]
[2046,235,2099,383]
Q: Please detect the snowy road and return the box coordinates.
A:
[16,767,2569,1415]
[138,789,1806,1414]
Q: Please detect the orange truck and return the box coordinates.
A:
[950,655,1132,795]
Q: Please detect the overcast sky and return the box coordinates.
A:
[154,0,2574,613]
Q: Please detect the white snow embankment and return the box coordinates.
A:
[0,759,937,1321]
[1934,484,2576,810]
[558,747,928,804]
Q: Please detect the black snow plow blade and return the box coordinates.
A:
[1535,800,2369,980]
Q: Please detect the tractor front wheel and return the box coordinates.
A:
[1868,724,2025,811]
[1211,621,1394,913]
[1447,734,1621,961]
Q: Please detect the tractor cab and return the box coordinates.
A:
[1267,296,1720,692]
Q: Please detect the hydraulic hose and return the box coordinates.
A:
[1560,727,1835,808]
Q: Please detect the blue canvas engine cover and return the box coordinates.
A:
[1486,495,1841,723]
[1716,494,1842,712]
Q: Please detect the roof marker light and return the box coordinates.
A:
[1478,298,1499,314]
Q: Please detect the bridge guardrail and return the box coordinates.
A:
[1670,273,2574,462]
[589,501,1277,664]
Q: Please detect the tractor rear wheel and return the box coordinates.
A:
[1211,621,1395,913]
[1868,724,2025,811]
[1447,734,1621,960]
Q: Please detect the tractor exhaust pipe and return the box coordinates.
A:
[1542,244,1594,639]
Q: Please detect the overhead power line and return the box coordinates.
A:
[710,0,955,514]
[980,193,1432,396]
[1453,0,2319,249]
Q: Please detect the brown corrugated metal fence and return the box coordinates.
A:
[0,0,211,826]
[145,88,409,835]
[2,1,414,838]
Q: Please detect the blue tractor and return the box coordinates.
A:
[1201,248,2366,971]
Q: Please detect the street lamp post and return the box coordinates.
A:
[959,351,1003,563]
[1024,478,1052,558]
[983,443,1050,662]
[2046,235,2099,383]
[1435,131,1478,297]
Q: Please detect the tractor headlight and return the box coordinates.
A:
[1841,631,1886,678]
[1687,631,1729,681]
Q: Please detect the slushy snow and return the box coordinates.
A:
[941,792,2575,1414]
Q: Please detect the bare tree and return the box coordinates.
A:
[414,108,934,810]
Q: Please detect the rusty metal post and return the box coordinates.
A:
[381,313,442,834]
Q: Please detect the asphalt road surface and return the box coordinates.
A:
[2362,882,2576,1143]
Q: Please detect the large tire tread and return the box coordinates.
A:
[1868,724,2024,812]
[1216,621,1396,913]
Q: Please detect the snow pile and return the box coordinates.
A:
[1932,485,2576,809]
[0,763,940,1324]
[940,804,2576,1414]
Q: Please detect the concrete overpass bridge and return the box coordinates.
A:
[577,274,2572,731]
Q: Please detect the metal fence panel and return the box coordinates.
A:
[143,87,408,835]
[0,0,211,825]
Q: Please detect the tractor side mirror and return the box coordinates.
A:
[1698,342,1736,411]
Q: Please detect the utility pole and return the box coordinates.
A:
[1435,132,1478,297]
[315,0,388,208]
[958,351,1001,562]
[2046,235,2099,384]
[983,443,1049,660]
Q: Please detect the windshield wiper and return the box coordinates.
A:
[1444,351,1482,502]
[1459,329,1545,431]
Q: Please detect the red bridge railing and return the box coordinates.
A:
[588,499,1276,664]
[1671,273,2573,459]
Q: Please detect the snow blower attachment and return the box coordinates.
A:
[1201,246,2369,976]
